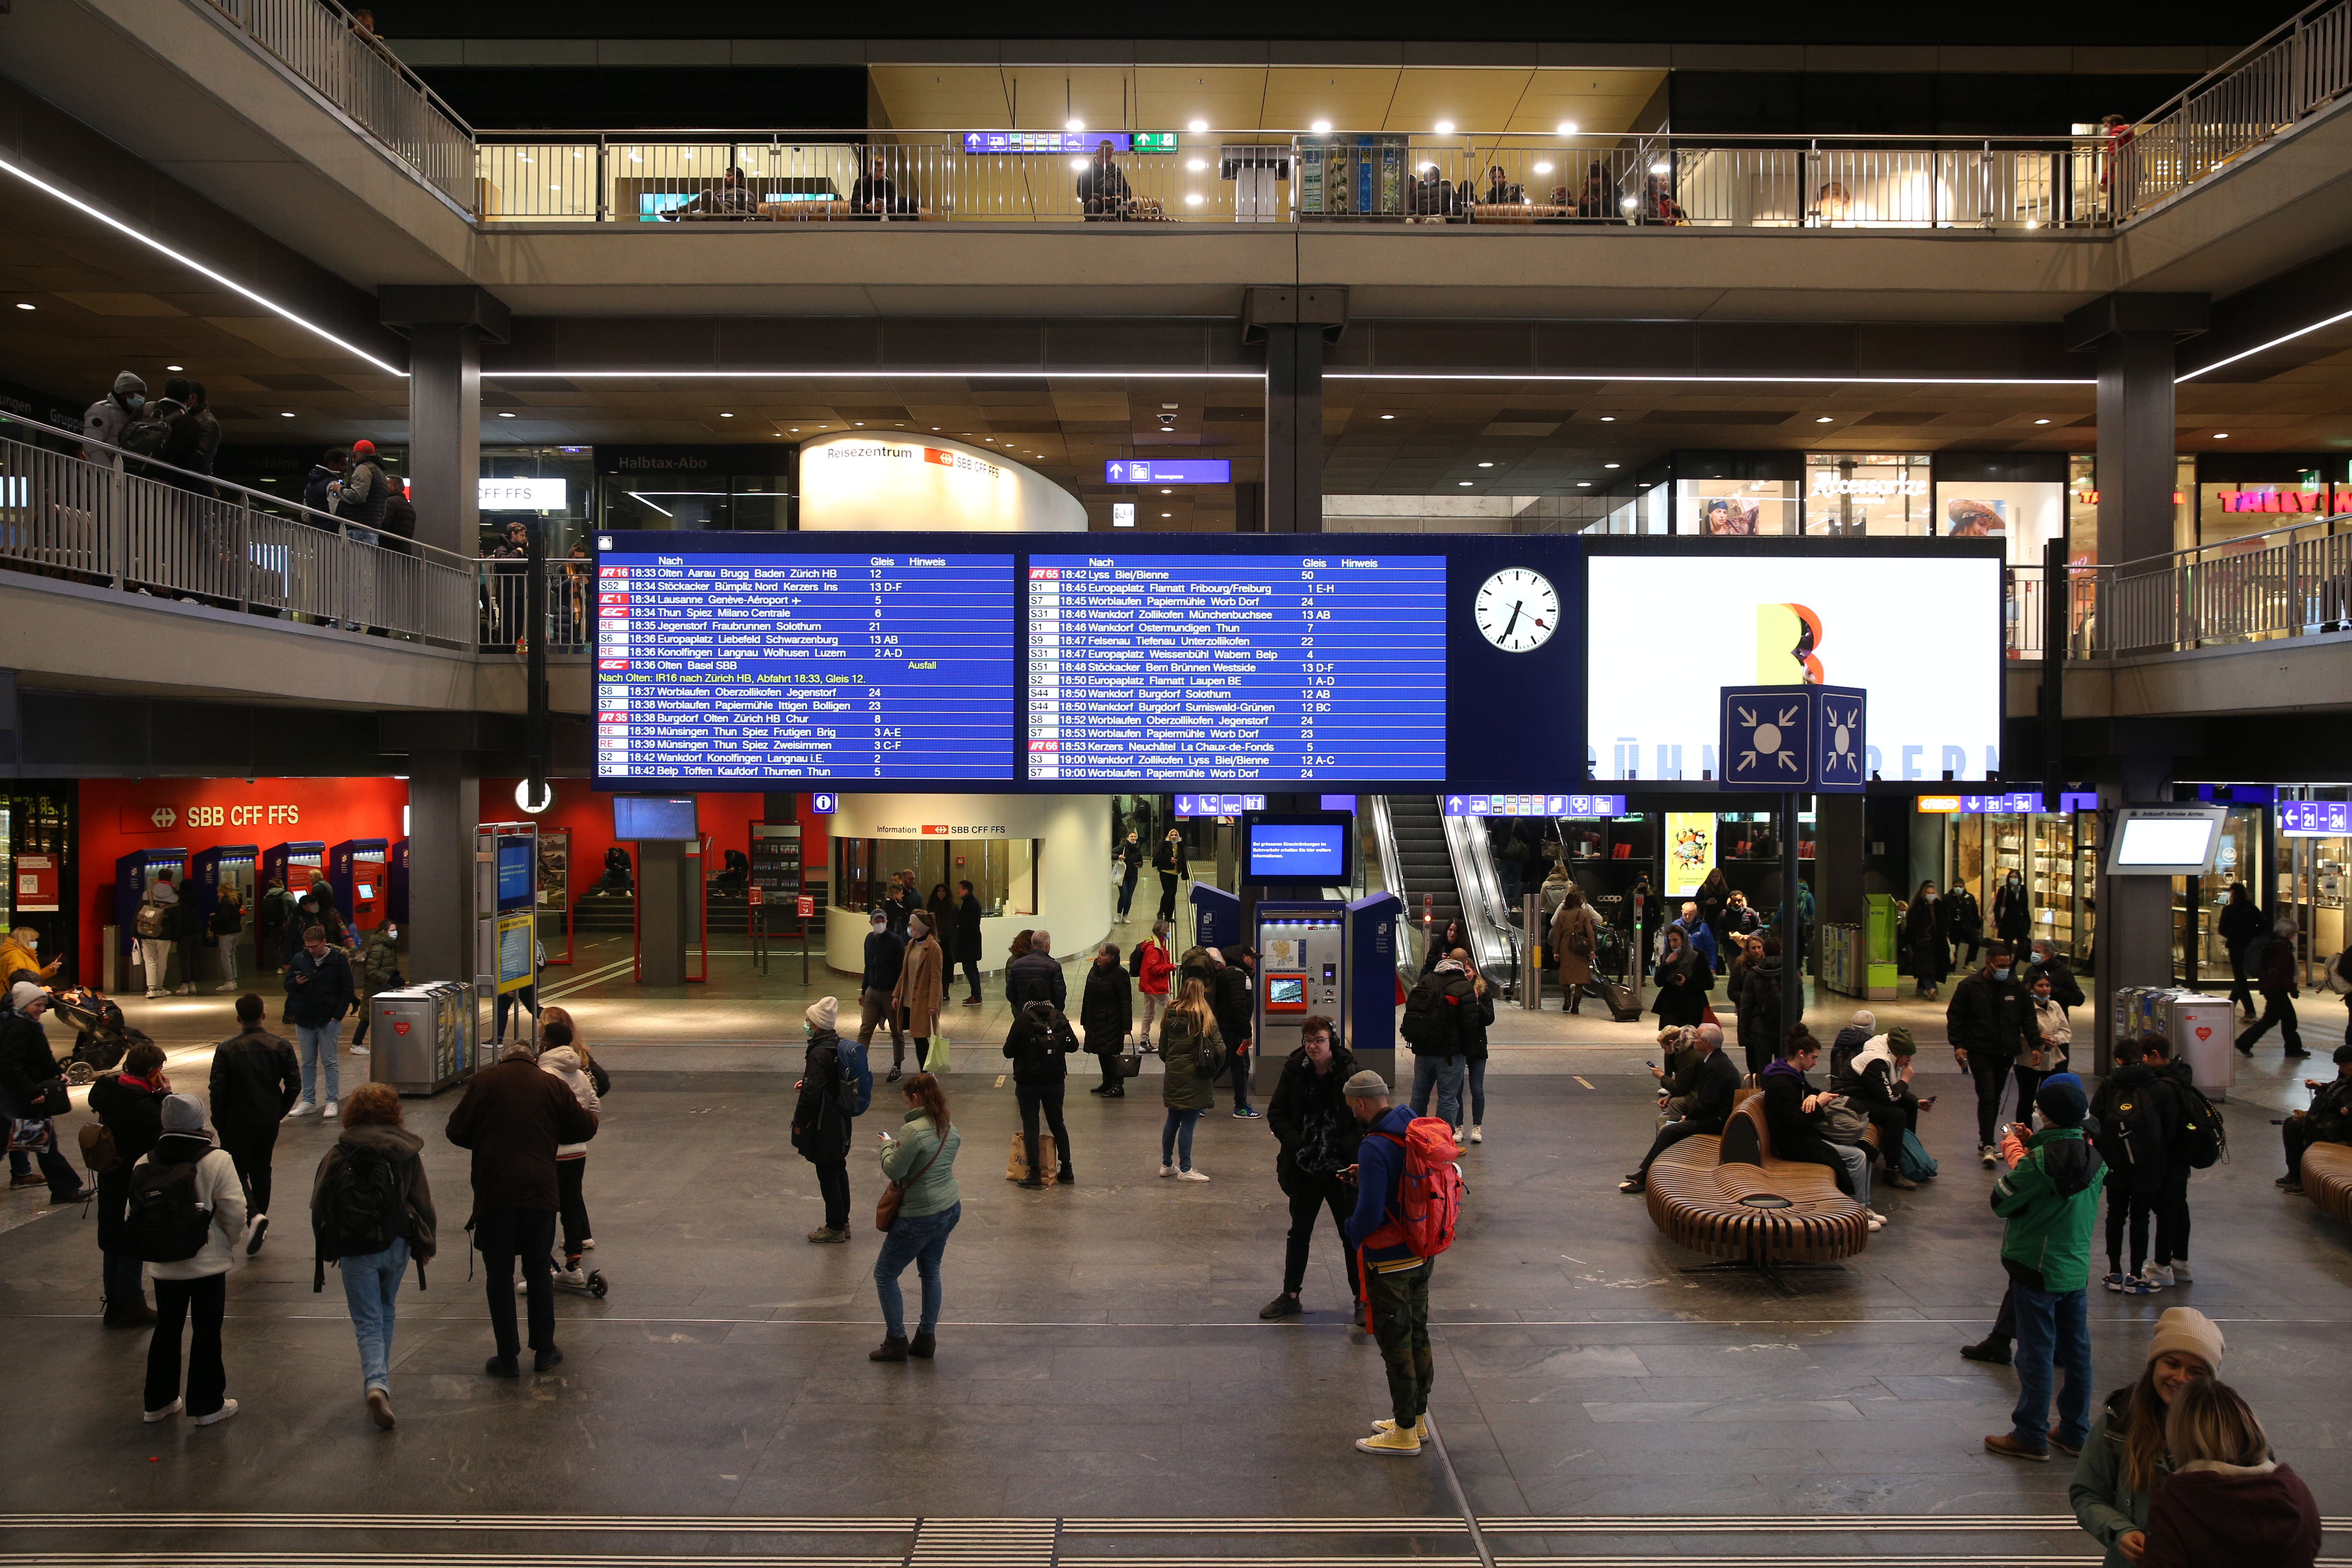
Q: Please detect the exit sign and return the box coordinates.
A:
[1131,132,1178,153]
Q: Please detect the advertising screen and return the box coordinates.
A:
[1244,821,1350,882]
[1586,542,2003,783]
[495,839,535,912]
[612,796,700,841]
[2108,808,2227,875]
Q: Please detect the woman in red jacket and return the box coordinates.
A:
[1137,918,1174,1047]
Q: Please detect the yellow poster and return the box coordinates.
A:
[1754,602,1824,685]
[496,911,535,993]
[1665,812,1716,896]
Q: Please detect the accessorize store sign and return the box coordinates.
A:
[797,433,1085,532]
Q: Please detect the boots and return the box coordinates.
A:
[103,1296,157,1328]
[909,1330,936,1359]
[869,1334,909,1363]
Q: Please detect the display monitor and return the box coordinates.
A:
[1243,818,1351,883]
[1264,974,1308,1012]
[2107,806,2228,876]
[494,838,535,912]
[613,795,700,842]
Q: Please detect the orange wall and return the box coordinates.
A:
[477,780,831,909]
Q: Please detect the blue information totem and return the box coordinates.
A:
[1718,684,1867,794]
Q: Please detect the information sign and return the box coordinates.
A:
[1104,459,1232,485]
[964,131,1140,155]
[1176,793,1267,816]
[1444,793,1626,818]
[2281,799,2352,836]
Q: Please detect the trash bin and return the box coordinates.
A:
[370,980,472,1096]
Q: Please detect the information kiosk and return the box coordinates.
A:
[328,839,390,932]
[113,847,187,991]
[475,822,539,1067]
[188,844,258,986]
[262,841,327,904]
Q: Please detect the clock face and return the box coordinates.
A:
[1473,568,1559,653]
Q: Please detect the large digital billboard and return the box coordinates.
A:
[1585,539,2005,784]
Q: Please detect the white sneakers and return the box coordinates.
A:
[143,1396,182,1423]
[1980,1145,1998,1168]
[288,1100,317,1117]
[194,1399,238,1426]
[321,1101,339,1119]
[2172,1261,2194,1283]
[1177,1168,1211,1183]
[1469,1127,1484,1145]
[1157,1163,1175,1178]
[554,1266,588,1287]
[1864,1208,1889,1232]
[350,1046,370,1057]
[213,983,237,993]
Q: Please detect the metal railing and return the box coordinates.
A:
[476,559,595,653]
[2004,514,2352,659]
[198,0,476,208]
[2114,0,2352,218]
[0,414,475,646]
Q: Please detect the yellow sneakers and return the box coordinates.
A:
[1372,1415,1432,1439]
[1355,1423,1423,1456]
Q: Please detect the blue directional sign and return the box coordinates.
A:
[2281,799,2352,836]
[1443,793,1626,818]
[1719,685,1867,794]
[1175,793,1267,817]
[1103,459,1233,485]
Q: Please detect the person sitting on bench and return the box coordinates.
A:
[1848,1027,1932,1191]
[1620,1022,1740,1194]
[1760,1026,1883,1229]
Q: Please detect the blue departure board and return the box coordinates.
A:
[595,550,1016,780]
[1024,552,1446,782]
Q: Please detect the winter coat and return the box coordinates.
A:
[1947,970,2035,1065]
[0,1010,61,1110]
[1679,1049,1743,1135]
[1156,1007,1225,1112]
[310,1122,438,1262]
[303,463,341,516]
[333,458,392,528]
[1669,916,1720,973]
[954,892,984,964]
[2031,997,2073,1071]
[860,929,905,996]
[2256,933,2299,998]
[1651,946,1711,1028]
[1737,957,1784,1057]
[206,1027,300,1128]
[1828,1023,1873,1088]
[355,928,401,990]
[1947,887,1984,940]
[1003,1000,1076,1085]
[1991,1125,2104,1292]
[2091,1062,2177,1183]
[1267,1042,1363,1194]
[790,1034,851,1164]
[1005,949,1066,1013]
[88,1071,168,1246]
[1991,879,2032,942]
[1211,960,1254,1051]
[1078,960,1133,1053]
[2069,1385,2174,1568]
[1757,1058,1851,1189]
[1453,983,1496,1063]
[2142,1462,2320,1568]
[1152,837,1187,877]
[208,898,244,940]
[1904,898,1951,979]
[1419,928,1470,976]
[138,1132,247,1281]
[880,1110,960,1218]
[283,944,356,1029]
[892,934,944,1037]
[1137,938,1173,998]
[443,1045,599,1216]
[537,1045,601,1159]
[1343,1103,1423,1271]
[1550,902,1599,987]
[2027,954,2086,1011]
[2218,896,2266,955]
[1658,1041,1702,1115]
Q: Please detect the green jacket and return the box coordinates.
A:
[2070,1386,2172,1568]
[879,1111,960,1219]
[356,928,401,990]
[1991,1125,2103,1292]
[1157,1008,1225,1112]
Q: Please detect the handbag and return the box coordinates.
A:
[923,1033,951,1074]
[875,1128,948,1233]
[1817,1100,1873,1143]
[32,1078,68,1118]
[1117,1038,1142,1078]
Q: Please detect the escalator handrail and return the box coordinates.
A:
[1365,795,1422,984]
[1440,809,1528,992]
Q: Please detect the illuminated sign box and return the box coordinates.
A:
[963,131,1172,155]
[1104,459,1232,484]
[480,477,567,512]
[1444,794,1626,818]
[2281,800,2352,836]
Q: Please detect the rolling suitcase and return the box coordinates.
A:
[1597,981,1644,1022]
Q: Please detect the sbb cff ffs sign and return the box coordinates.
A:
[121,803,304,832]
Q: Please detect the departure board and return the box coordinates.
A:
[595,550,1016,780]
[1024,552,1446,782]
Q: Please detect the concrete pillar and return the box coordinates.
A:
[2092,751,2176,1074]
[404,751,479,989]
[1813,793,1867,976]
[378,286,513,559]
[2062,292,2208,568]
[1242,287,1348,535]
[637,840,686,987]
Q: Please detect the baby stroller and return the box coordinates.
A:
[50,988,149,1085]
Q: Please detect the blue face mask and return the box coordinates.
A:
[1992,966,2012,980]
[121,394,144,412]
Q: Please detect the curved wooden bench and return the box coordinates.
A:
[1644,1089,1872,1265]
[2302,1141,2352,1225]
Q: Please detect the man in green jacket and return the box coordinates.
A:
[1985,1073,2104,1463]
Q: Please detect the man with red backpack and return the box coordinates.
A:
[1341,1069,1461,1457]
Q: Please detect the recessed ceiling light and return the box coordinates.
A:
[1066,118,1084,132]
[11,302,32,310]
[2214,432,2230,439]
[1576,481,1592,487]
[1604,462,1620,469]
[1557,120,1578,135]
[854,421,863,425]
[2034,418,2051,424]
[280,411,294,418]
[1161,488,1172,494]
[497,410,516,418]
[1185,192,1204,205]
[1815,415,1835,423]
[1435,121,1455,134]
[1380,413,1395,420]
[719,412,733,418]
[1162,403,1179,410]
[165,364,183,371]
[1599,415,1615,422]
[1188,118,1207,133]
[1186,158,1206,172]
[790,428,799,432]
[1478,461,1494,468]
[1533,161,1554,174]
[1311,119,1331,134]
[1161,512,1172,517]
[1458,480,1472,486]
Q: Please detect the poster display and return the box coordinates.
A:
[1664,811,1716,896]
[1933,480,2063,566]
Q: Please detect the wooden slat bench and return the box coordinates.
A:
[1645,1089,1874,1267]
[2302,1141,2352,1224]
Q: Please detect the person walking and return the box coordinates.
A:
[1153,828,1187,923]
[1948,882,1986,970]
[0,982,86,1206]
[347,920,401,1056]
[1080,941,1134,1098]
[2138,1380,2321,1568]
[207,883,245,993]
[536,1018,601,1282]
[443,1036,599,1378]
[205,993,300,1258]
[891,911,946,1074]
[1114,829,1143,922]
[134,1094,245,1426]
[1950,945,2038,1167]
[792,998,855,1243]
[1737,935,1787,1076]
[1344,1070,1440,1456]
[1215,944,1259,1119]
[1549,887,1600,1013]
[1619,1021,1741,1193]
[870,1072,962,1363]
[1261,1014,1364,1320]
[89,1038,168,1325]
[283,925,356,1119]
[2235,919,2310,1060]
[1004,979,1076,1187]
[310,1081,435,1431]
[953,880,984,1006]
[1156,976,1223,1180]
[1136,919,1174,1044]
[2278,1043,2352,1194]
[1992,869,2032,949]
[857,911,911,1082]
[2070,1307,2225,1568]
[1983,1076,2104,1463]
[1906,881,1952,998]
[2218,882,2266,1022]
[1650,924,1711,1030]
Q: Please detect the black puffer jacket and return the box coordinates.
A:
[1078,959,1132,1053]
[789,1035,850,1163]
[0,1011,60,1109]
[1267,1042,1363,1193]
[1003,998,1076,1085]
[88,1070,169,1248]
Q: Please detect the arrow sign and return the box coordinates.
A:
[1718,684,1866,794]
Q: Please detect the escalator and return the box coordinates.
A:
[1381,795,1461,937]
[1369,796,1525,989]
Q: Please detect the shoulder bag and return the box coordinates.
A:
[875,1130,947,1233]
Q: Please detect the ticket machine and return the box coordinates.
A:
[263,841,327,904]
[113,847,187,991]
[188,844,258,986]
[329,839,390,932]
[1252,900,1348,1067]
[387,839,410,927]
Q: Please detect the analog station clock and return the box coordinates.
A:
[1472,568,1559,653]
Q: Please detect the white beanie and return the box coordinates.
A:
[1849,1009,1876,1032]
[805,996,838,1033]
[8,981,46,1014]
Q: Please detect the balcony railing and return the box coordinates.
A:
[2005,514,2352,661]
[476,559,594,655]
[0,414,476,647]
[197,0,476,208]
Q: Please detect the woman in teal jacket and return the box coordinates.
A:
[871,1072,962,1364]
[2070,1307,2225,1566]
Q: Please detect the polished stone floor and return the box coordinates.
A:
[4,944,2346,1566]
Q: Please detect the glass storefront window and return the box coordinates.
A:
[2198,464,2346,555]
[833,837,1039,920]
[1677,477,1801,537]
[1804,453,1931,535]
[2067,454,2097,565]
[1933,478,2062,564]
[481,446,594,557]
[595,475,795,532]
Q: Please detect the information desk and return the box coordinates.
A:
[597,550,1016,781]
[1024,553,1445,783]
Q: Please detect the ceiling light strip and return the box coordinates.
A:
[1329,373,2097,385]
[482,370,1261,379]
[0,155,407,379]
[2174,305,2352,383]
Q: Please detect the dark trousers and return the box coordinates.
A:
[1094,1050,1123,1091]
[475,1206,558,1359]
[1281,1178,1360,1300]
[557,1156,590,1258]
[1117,867,1138,918]
[1016,1082,1069,1177]
[146,1271,227,1417]
[1227,1049,1253,1110]
[2285,1120,2335,1183]
[2155,1161,2191,1265]
[2011,1065,2047,1135]
[2237,991,2303,1054]
[1636,1118,1710,1178]
[2228,942,2258,1017]
[1157,871,1179,921]
[1969,1054,2018,1148]
[2105,1175,2158,1276]
[494,986,541,1041]
[1863,1100,1918,1166]
[216,1118,279,1219]
[813,1158,850,1231]
[1986,1282,2017,1349]
[958,959,982,1001]
[1365,1260,1435,1427]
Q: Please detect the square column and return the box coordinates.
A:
[1243,287,1348,535]
[2062,292,2208,568]
[380,285,512,559]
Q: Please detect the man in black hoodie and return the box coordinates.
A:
[206,993,301,1256]
[855,911,909,1082]
[2140,1035,2198,1287]
[1949,945,2038,1167]
[1260,1015,1363,1319]
[302,448,346,517]
[1003,979,1075,1187]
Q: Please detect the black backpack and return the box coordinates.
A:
[1127,942,1149,979]
[119,414,173,459]
[122,1156,214,1263]
[1016,1009,1076,1077]
[2172,1080,2227,1170]
[2098,1080,2170,1170]
[1399,975,1452,1050]
[316,1142,405,1263]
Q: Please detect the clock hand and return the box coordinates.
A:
[1501,601,1523,639]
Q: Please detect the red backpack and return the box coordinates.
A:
[1365,1117,1464,1259]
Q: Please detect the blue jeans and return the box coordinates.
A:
[2010,1282,2093,1452]
[1160,1108,1201,1170]
[1410,1054,1465,1127]
[296,1020,341,1105]
[340,1236,409,1392]
[873,1200,960,1339]
[1466,1059,1487,1126]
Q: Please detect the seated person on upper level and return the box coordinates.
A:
[1481,164,1524,205]
[1405,168,1458,220]
[670,168,758,218]
[1076,142,1134,220]
[849,155,913,216]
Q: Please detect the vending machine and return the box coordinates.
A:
[1252,900,1348,1068]
[329,838,390,932]
[113,847,187,992]
[188,844,258,987]
[262,841,327,905]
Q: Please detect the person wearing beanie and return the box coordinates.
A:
[2069,1307,2224,1566]
[1846,1028,1932,1191]
[137,1093,246,1426]
[1341,1068,1448,1457]
[791,997,855,1242]
[1828,1008,1878,1085]
[1984,1069,2104,1463]
[891,910,945,1072]
[2279,1042,2352,1193]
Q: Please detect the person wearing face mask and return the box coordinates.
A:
[1905,881,1952,999]
[1261,1015,1365,1320]
[81,372,147,468]
[857,911,910,1082]
[2069,1307,2225,1566]
[891,911,945,1074]
[1950,944,2038,1166]
[346,920,401,1056]
[1993,869,2033,949]
[1113,830,1143,922]
[1947,881,1986,970]
[791,998,855,1242]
